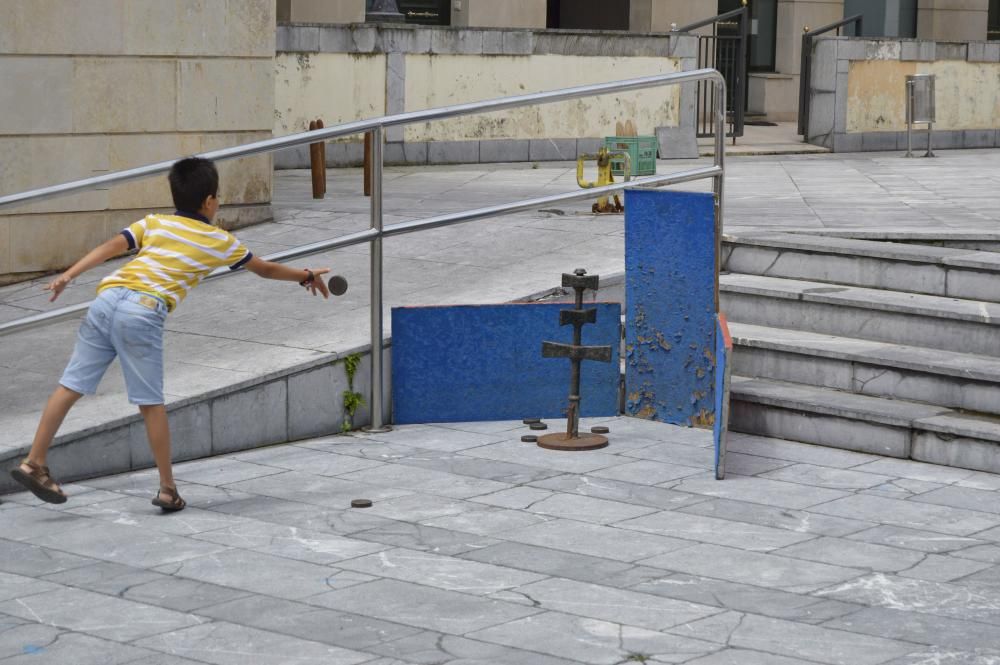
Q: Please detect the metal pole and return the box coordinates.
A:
[713,76,726,311]
[365,127,391,432]
[906,80,913,157]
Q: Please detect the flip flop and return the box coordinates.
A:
[10,459,67,504]
[151,485,186,512]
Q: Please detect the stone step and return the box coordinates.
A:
[720,273,1000,356]
[722,232,1000,302]
[730,322,1000,415]
[730,376,1000,474]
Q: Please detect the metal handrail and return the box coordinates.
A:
[0,68,728,432]
[798,14,863,136]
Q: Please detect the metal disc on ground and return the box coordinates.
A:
[529,423,548,430]
[350,499,372,508]
[537,432,608,451]
[521,435,538,443]
[591,426,610,434]
[522,418,541,424]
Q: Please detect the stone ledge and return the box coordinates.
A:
[729,322,1000,385]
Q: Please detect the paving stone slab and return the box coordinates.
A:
[816,573,1000,626]
[617,510,817,552]
[726,434,882,468]
[394,451,563,485]
[0,622,65,661]
[912,485,1000,516]
[467,611,721,665]
[195,594,423,650]
[897,554,995,583]
[366,631,579,665]
[809,495,1000,536]
[685,649,820,665]
[678,498,874,537]
[191,520,388,565]
[458,541,667,588]
[503,518,695,562]
[306,579,540,635]
[529,474,711,511]
[228,446,385,477]
[0,586,206,642]
[352,521,501,556]
[823,606,1000,651]
[205,495,400,535]
[338,547,547,595]
[154,548,343,600]
[420,505,552,535]
[0,539,96,577]
[668,474,850,510]
[631,574,862,625]
[846,526,988,554]
[721,613,917,665]
[336,463,513,500]
[40,560,167,597]
[775,536,926,573]
[0,631,157,665]
[134,621,372,665]
[494,577,721,631]
[881,648,1000,665]
[641,543,866,594]
[67,496,257,536]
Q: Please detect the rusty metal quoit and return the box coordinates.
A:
[539,268,613,451]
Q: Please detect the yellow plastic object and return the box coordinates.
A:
[576,148,631,214]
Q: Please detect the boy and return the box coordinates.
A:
[10,157,331,512]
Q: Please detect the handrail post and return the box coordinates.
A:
[713,75,726,311]
[365,126,392,433]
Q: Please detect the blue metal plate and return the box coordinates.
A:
[624,190,717,426]
[392,303,621,424]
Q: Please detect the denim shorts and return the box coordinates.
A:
[60,287,167,405]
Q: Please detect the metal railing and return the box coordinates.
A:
[0,68,728,432]
[674,5,749,141]
[798,14,863,136]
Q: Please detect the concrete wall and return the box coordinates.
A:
[0,0,275,277]
[629,0,709,32]
[451,0,546,28]
[274,24,697,167]
[805,36,1000,151]
[278,0,366,23]
[917,0,989,41]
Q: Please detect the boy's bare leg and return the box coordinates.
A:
[139,404,176,501]
[22,385,83,471]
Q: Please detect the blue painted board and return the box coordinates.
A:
[392,303,621,424]
[714,314,733,480]
[624,190,717,425]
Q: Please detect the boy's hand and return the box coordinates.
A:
[44,274,72,302]
[302,268,331,299]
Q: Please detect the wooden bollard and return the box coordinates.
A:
[309,119,325,199]
[363,131,372,197]
[316,119,327,195]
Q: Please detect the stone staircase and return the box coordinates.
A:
[721,232,1000,474]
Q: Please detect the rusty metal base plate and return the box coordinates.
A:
[537,432,609,451]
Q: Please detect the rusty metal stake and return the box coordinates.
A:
[538,268,613,451]
[316,118,327,195]
[364,131,372,197]
[309,119,326,199]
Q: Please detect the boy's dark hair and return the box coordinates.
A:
[168,157,219,212]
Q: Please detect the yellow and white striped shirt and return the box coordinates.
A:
[98,213,252,312]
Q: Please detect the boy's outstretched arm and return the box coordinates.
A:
[46,234,131,302]
[244,256,331,298]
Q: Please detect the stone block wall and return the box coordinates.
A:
[0,0,276,277]
[806,36,1000,151]
[274,24,698,168]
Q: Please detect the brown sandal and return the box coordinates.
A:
[10,459,67,504]
[152,485,186,512]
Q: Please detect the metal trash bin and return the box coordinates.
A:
[905,74,935,158]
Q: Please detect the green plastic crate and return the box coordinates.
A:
[603,136,657,177]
